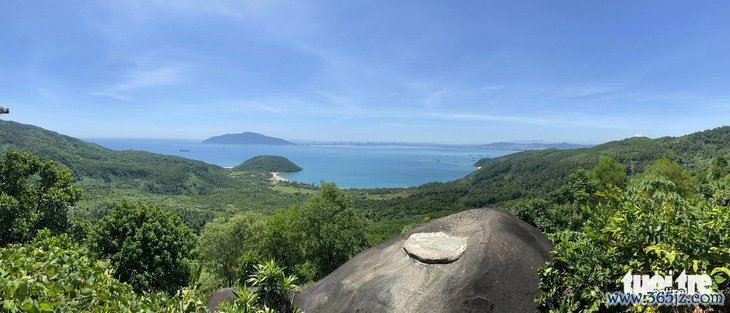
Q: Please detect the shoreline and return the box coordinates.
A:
[271,172,292,183]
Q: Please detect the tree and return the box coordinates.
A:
[198,212,267,287]
[88,202,197,294]
[0,150,81,246]
[264,206,307,278]
[643,157,696,198]
[589,156,627,189]
[709,155,729,180]
[267,182,370,282]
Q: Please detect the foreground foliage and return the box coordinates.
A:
[88,202,197,294]
[0,232,301,313]
[0,231,207,313]
[536,176,730,312]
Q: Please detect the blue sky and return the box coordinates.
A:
[1,0,729,144]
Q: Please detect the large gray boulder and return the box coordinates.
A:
[293,209,552,313]
[207,287,236,312]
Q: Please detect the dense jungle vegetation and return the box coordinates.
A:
[2,120,730,312]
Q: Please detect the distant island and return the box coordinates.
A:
[234,155,302,173]
[203,132,294,145]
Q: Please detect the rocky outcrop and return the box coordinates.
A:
[293,209,553,313]
[207,288,236,312]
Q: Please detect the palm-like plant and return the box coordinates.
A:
[246,260,300,312]
[218,287,260,313]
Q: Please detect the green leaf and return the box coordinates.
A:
[20,298,33,311]
[714,275,726,284]
[3,300,17,311]
[711,267,730,277]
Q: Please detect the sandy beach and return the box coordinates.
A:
[271,172,291,183]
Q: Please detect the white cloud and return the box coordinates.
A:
[91,66,188,100]
[111,66,187,92]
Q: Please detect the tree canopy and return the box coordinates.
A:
[266,182,370,282]
[642,157,696,198]
[198,212,267,287]
[0,150,81,246]
[589,156,627,190]
[88,202,197,294]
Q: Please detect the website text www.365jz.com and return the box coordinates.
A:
[606,270,725,307]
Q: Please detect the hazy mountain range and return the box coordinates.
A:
[204,132,593,151]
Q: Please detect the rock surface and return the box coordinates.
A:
[402,232,467,264]
[293,209,553,313]
[207,288,236,312]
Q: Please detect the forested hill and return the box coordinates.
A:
[0,120,232,194]
[366,126,730,216]
[234,155,302,172]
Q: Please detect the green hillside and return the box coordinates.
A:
[5,118,730,240]
[363,126,730,218]
[234,155,302,172]
[0,120,307,230]
[0,120,233,195]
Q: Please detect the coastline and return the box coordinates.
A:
[271,172,292,183]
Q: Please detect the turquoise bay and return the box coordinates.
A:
[87,139,516,188]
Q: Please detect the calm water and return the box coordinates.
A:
[86,138,516,188]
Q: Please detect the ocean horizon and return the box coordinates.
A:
[86,138,517,189]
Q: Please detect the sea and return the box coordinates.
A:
[86,139,517,189]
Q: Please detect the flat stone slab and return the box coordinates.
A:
[403,232,467,264]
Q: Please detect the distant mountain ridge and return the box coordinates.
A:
[290,140,590,151]
[477,142,592,150]
[203,132,294,145]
